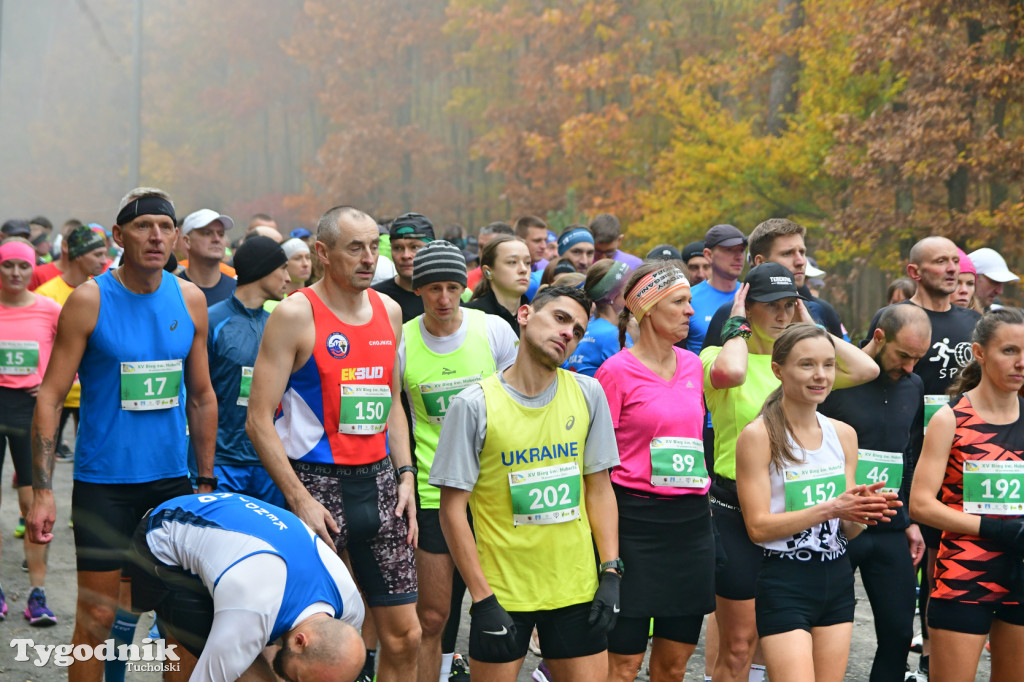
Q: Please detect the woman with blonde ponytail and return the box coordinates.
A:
[735,323,897,682]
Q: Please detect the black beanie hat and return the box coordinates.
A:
[234,235,287,285]
[412,240,467,290]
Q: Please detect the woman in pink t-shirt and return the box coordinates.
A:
[595,262,714,681]
[0,239,61,624]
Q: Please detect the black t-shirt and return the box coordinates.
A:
[819,372,924,531]
[865,301,981,396]
[372,278,424,323]
[178,270,236,307]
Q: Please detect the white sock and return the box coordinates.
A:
[705,676,713,682]
[748,663,766,682]
[440,652,454,681]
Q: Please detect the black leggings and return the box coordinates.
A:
[846,531,916,682]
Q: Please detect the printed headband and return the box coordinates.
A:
[625,266,690,323]
[587,261,631,305]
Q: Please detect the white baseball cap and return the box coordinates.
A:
[968,248,1020,283]
[182,208,234,235]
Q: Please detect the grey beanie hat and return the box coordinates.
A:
[412,240,467,290]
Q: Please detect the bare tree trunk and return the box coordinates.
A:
[766,0,803,137]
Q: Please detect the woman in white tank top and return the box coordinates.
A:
[735,323,899,681]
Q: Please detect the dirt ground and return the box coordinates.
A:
[0,426,990,680]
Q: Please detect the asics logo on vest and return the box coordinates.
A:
[326,332,350,359]
[501,442,579,466]
[340,366,385,381]
[566,416,575,430]
[169,320,178,331]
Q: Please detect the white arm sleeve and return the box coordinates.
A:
[190,554,285,682]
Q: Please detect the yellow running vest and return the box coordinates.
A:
[404,309,496,509]
[473,370,599,611]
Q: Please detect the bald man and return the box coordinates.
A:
[127,492,364,682]
[864,235,981,677]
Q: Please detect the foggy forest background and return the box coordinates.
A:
[1,0,1022,332]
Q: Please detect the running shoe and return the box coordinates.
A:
[55,442,74,463]
[14,516,25,538]
[22,558,28,572]
[0,587,7,620]
[531,661,552,682]
[450,653,470,680]
[354,674,373,682]
[24,587,57,626]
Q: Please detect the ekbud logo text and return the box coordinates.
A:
[10,637,180,668]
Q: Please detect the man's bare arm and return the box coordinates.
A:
[29,283,98,542]
[181,282,218,490]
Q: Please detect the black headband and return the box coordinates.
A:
[116,196,176,227]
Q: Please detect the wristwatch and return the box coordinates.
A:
[599,558,625,577]
[195,476,219,490]
[396,465,418,479]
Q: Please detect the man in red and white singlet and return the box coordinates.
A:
[247,205,420,682]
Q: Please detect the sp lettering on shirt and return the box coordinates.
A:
[501,442,580,466]
[340,366,386,381]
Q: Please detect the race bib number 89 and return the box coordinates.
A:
[650,437,708,488]
[509,462,581,526]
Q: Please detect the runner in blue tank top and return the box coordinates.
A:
[127,492,365,681]
[27,187,218,682]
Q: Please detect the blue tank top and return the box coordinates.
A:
[147,493,345,641]
[75,270,194,483]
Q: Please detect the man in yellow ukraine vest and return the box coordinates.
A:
[430,284,622,682]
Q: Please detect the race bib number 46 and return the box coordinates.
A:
[855,449,903,494]
[120,360,183,410]
[963,460,1024,515]
[0,340,39,375]
[419,375,481,424]
[338,384,392,435]
[509,462,581,526]
[784,463,846,512]
[650,437,708,488]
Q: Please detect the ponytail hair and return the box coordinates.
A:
[947,307,1024,396]
[617,262,664,348]
[470,234,524,302]
[758,323,834,471]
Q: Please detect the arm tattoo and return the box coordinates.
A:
[32,429,57,491]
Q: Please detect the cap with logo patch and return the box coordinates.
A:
[744,262,807,303]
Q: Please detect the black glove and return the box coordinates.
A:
[588,571,621,635]
[979,517,1024,552]
[469,594,519,662]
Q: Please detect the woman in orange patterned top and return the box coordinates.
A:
[911,307,1024,681]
